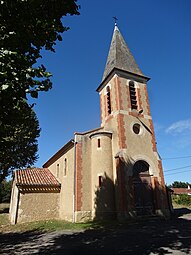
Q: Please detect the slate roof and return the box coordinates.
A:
[102,24,144,82]
[15,168,61,187]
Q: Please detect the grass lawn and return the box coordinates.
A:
[0,203,10,213]
[1,201,190,233]
[0,217,98,233]
[0,203,110,233]
[0,213,9,226]
[0,203,10,228]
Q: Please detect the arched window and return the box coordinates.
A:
[64,158,67,176]
[106,86,111,114]
[98,175,103,187]
[56,164,60,178]
[133,160,149,176]
[97,138,101,148]
[129,81,138,110]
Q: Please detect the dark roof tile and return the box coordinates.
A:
[102,24,144,82]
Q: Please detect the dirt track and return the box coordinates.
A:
[0,208,191,255]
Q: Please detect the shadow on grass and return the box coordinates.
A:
[0,213,190,255]
[0,207,9,214]
[0,203,10,214]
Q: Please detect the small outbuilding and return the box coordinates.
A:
[9,168,61,224]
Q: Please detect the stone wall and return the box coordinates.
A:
[17,192,60,223]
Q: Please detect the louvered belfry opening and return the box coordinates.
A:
[129,81,138,110]
[106,86,111,114]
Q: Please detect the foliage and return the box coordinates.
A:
[0,0,80,182]
[168,181,190,188]
[0,100,40,182]
[172,194,191,207]
[0,180,12,203]
[0,0,80,99]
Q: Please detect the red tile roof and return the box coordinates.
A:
[172,188,191,195]
[15,168,61,187]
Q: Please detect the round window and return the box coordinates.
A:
[132,123,141,135]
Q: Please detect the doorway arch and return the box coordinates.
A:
[132,160,154,215]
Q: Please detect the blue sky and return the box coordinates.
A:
[30,0,191,185]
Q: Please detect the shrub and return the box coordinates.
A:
[0,180,12,203]
[172,194,191,207]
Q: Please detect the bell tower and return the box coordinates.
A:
[97,24,170,217]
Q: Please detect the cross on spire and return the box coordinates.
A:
[113,16,118,25]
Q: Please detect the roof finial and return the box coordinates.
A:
[113,16,118,26]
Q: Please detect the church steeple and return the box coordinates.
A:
[102,24,144,82]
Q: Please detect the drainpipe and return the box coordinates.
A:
[14,186,20,224]
[72,136,77,223]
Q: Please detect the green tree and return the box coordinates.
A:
[0,179,12,203]
[169,181,190,188]
[0,100,40,182]
[0,0,80,99]
[0,0,80,182]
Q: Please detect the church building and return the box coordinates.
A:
[9,24,171,224]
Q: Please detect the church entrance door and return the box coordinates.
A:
[132,160,154,215]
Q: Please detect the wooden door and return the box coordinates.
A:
[133,175,154,215]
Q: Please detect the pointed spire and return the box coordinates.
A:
[102,24,144,82]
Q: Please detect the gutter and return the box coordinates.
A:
[72,137,77,223]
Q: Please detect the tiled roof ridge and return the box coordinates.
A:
[15,167,60,187]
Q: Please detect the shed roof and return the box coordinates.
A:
[15,168,60,187]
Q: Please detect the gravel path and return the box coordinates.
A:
[0,208,191,255]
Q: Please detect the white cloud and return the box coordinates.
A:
[165,119,191,134]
